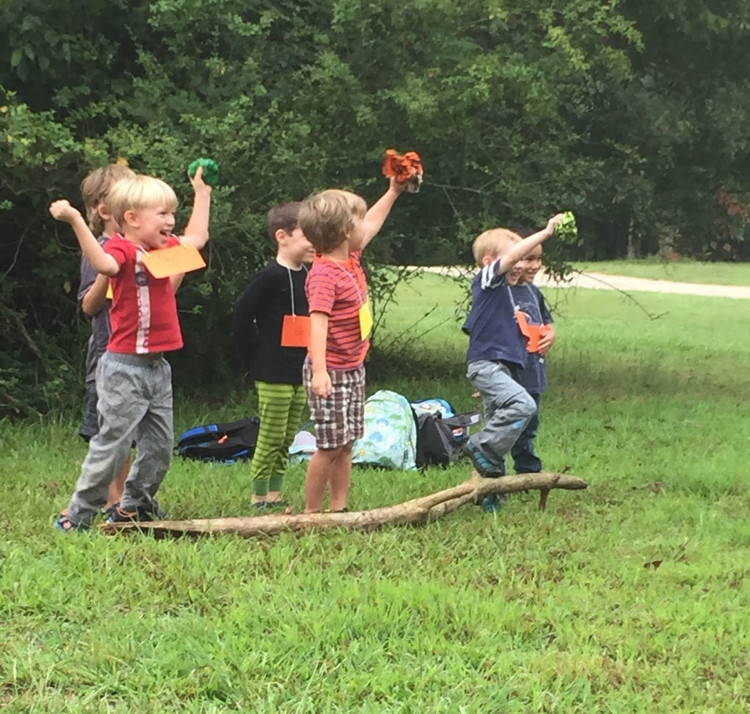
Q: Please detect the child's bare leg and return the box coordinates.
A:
[305,446,344,513]
[105,457,130,509]
[329,441,353,511]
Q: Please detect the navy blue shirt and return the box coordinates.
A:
[510,283,553,394]
[462,260,527,368]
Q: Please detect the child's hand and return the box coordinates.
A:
[312,370,332,398]
[187,165,212,194]
[546,213,565,235]
[538,325,557,356]
[388,175,409,195]
[49,200,81,224]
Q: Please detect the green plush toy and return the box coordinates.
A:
[556,211,579,245]
[188,158,219,186]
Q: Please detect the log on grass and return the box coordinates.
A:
[100,470,587,539]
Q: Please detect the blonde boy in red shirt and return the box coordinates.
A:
[300,177,406,513]
[49,172,211,530]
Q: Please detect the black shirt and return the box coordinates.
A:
[233,260,309,384]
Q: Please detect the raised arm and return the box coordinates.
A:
[180,166,212,250]
[499,214,564,275]
[359,177,407,250]
[49,201,119,276]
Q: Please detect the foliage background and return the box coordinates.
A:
[3,0,750,415]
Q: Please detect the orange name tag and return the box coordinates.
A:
[525,325,545,353]
[281,315,310,348]
[515,310,548,353]
[142,244,206,279]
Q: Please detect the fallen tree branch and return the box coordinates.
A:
[101,471,587,538]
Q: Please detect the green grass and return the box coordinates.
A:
[574,258,750,285]
[2,273,749,712]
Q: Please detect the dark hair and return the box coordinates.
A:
[267,202,301,242]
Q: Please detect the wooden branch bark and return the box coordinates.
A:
[101,471,587,539]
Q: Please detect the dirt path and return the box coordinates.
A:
[411,266,750,300]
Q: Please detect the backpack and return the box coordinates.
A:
[176,417,260,463]
[352,390,418,470]
[412,400,482,468]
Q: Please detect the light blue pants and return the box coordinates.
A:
[66,351,173,526]
[467,359,537,471]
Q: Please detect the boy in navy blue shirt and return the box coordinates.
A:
[508,243,556,473]
[462,216,563,509]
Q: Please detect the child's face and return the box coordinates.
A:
[507,261,524,285]
[128,204,176,249]
[346,215,367,252]
[278,226,315,265]
[521,248,543,283]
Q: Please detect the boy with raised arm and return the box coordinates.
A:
[49,170,211,531]
[300,177,407,513]
[462,215,563,510]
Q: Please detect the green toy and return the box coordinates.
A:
[188,158,219,186]
[556,211,579,245]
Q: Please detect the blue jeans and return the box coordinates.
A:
[511,393,542,473]
[467,360,537,472]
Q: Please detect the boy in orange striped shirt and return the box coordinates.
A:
[300,177,406,513]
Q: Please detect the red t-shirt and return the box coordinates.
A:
[104,234,183,354]
[306,251,369,369]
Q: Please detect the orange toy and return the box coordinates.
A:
[382,149,424,193]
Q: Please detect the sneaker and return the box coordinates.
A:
[101,503,119,520]
[107,504,163,524]
[463,442,504,477]
[54,515,89,532]
[252,500,288,512]
[479,493,508,513]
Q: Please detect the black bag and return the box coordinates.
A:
[176,417,260,463]
[415,410,481,468]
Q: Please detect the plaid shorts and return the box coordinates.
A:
[303,360,365,450]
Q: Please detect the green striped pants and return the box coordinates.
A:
[250,381,307,496]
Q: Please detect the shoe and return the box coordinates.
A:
[479,493,508,513]
[107,504,163,524]
[101,503,119,520]
[252,500,288,512]
[54,515,89,532]
[463,442,504,477]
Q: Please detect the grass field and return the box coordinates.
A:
[574,258,750,286]
[2,274,749,712]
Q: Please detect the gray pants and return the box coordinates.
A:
[467,359,537,471]
[66,351,173,526]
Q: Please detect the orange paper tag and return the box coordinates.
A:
[281,314,310,348]
[515,310,550,353]
[142,244,206,279]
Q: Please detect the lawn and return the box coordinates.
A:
[574,258,750,286]
[1,273,749,712]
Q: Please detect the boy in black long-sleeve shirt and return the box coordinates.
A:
[234,203,315,509]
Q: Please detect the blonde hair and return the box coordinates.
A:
[106,175,178,228]
[298,189,367,254]
[80,164,136,234]
[472,228,521,267]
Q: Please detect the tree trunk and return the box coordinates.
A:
[101,471,587,539]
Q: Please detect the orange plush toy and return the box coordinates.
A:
[382,149,424,193]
